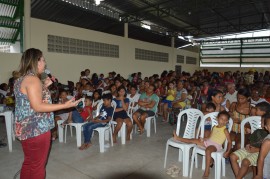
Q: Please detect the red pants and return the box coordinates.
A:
[21,131,51,179]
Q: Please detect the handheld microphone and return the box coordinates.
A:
[44,69,56,82]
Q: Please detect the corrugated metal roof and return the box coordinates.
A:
[29,0,270,48]
[0,0,21,45]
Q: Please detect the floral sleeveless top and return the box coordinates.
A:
[232,103,251,133]
[14,73,54,140]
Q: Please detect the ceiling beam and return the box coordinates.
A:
[136,0,208,36]
[121,0,172,16]
[0,20,20,28]
[0,0,19,6]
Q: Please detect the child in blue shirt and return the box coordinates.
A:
[79,93,113,150]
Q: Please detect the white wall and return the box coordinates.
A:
[0,18,200,84]
[0,53,21,84]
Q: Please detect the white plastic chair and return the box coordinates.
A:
[144,98,160,137]
[240,116,261,148]
[164,108,204,177]
[189,112,233,179]
[61,98,86,147]
[93,100,116,153]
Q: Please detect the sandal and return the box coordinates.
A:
[79,143,91,150]
[51,135,58,141]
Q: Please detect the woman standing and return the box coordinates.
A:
[14,48,81,179]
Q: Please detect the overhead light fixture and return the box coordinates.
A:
[141,24,151,30]
[95,0,103,5]
[177,44,192,49]
[185,35,193,39]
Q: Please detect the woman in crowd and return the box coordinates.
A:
[229,88,255,151]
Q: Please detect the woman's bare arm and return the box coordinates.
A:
[21,76,80,112]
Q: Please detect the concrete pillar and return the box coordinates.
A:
[171,36,175,48]
[124,23,128,38]
[24,0,31,50]
[171,37,175,69]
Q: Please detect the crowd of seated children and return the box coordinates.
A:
[3,65,270,176]
[112,86,132,143]
[79,93,113,150]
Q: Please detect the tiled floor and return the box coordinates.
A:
[0,116,253,179]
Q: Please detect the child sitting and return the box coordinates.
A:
[255,113,270,179]
[92,90,102,115]
[79,93,114,150]
[230,127,268,179]
[161,81,176,121]
[70,96,93,123]
[52,90,72,140]
[203,102,216,138]
[173,111,232,178]
[229,102,270,179]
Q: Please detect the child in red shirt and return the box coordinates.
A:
[71,96,93,123]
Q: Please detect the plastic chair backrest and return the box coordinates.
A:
[95,100,116,121]
[197,112,219,139]
[153,97,160,114]
[95,100,103,117]
[176,108,204,139]
[224,118,233,151]
[240,116,261,148]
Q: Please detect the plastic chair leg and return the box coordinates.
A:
[195,152,198,169]
[99,130,105,153]
[164,142,169,168]
[105,129,109,141]
[222,158,225,176]
[121,123,126,145]
[189,148,196,178]
[64,125,68,143]
[154,117,156,133]
[183,148,190,177]
[146,118,151,137]
[110,128,113,147]
[215,155,221,179]
[70,125,73,137]
[75,125,82,147]
[178,149,183,162]
[57,120,64,143]
[202,156,205,170]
